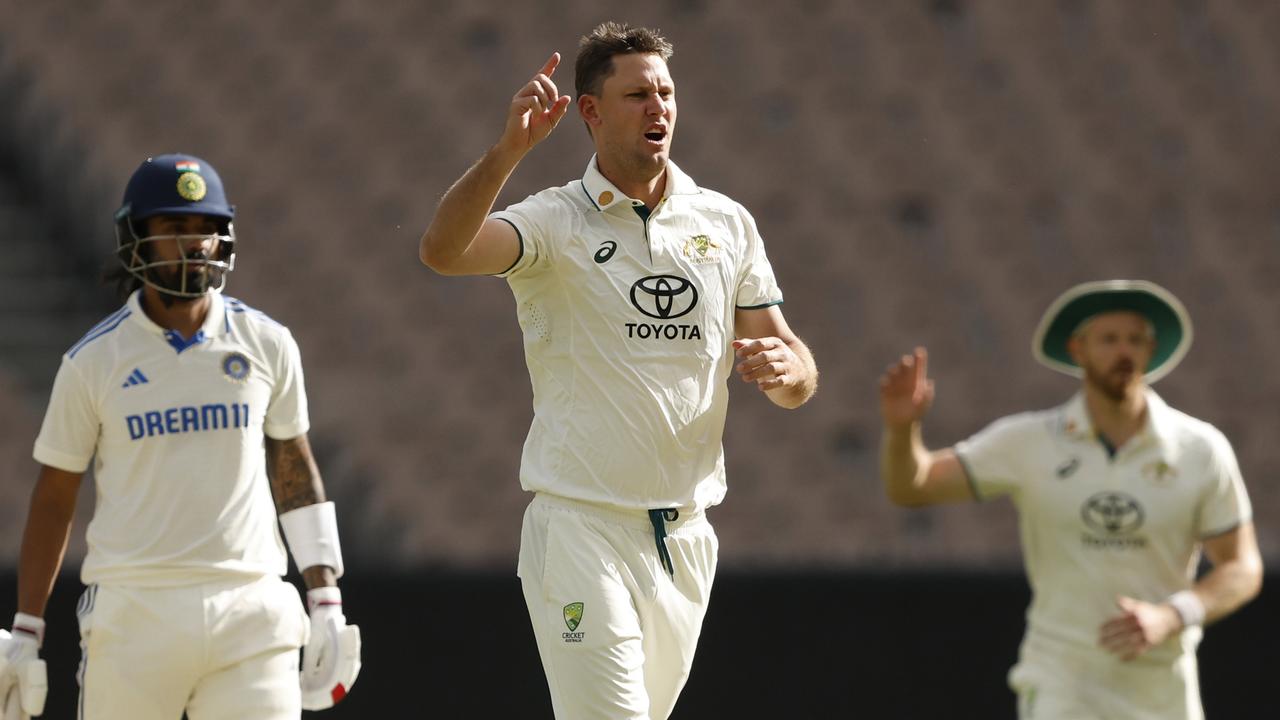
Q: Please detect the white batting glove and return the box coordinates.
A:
[300,588,361,711]
[0,614,48,719]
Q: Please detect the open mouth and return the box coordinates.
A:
[644,129,667,142]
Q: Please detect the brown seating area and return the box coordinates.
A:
[0,0,1275,568]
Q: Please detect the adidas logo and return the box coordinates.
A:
[121,368,149,388]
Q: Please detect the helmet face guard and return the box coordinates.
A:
[114,154,237,299]
[114,216,237,298]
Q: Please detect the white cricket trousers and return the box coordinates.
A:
[518,493,719,720]
[75,575,309,720]
[1012,649,1203,719]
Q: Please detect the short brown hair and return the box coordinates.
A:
[574,22,673,98]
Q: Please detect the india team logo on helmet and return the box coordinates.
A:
[114,153,237,298]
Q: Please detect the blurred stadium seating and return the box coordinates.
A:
[1,0,1276,571]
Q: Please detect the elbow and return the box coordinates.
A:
[419,234,460,275]
[1245,556,1265,601]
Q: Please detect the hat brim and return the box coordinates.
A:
[1031,280,1192,384]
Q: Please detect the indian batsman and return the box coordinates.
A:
[419,22,818,719]
[0,154,361,719]
[879,279,1262,719]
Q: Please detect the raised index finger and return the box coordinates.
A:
[539,52,561,78]
[913,347,929,385]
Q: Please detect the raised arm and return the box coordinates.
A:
[878,348,974,507]
[732,304,817,409]
[419,52,573,276]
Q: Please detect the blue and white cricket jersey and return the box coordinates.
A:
[491,156,783,512]
[34,290,309,587]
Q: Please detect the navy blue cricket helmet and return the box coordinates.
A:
[114,153,237,297]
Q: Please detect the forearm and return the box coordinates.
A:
[419,145,525,270]
[1189,555,1263,625]
[267,435,338,588]
[764,338,818,409]
[880,424,931,507]
[17,472,80,617]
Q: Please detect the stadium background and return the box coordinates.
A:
[1,0,1277,716]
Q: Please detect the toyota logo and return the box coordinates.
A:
[1081,491,1144,535]
[630,275,698,320]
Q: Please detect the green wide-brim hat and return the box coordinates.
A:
[1032,279,1193,384]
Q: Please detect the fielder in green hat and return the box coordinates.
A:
[878,279,1261,719]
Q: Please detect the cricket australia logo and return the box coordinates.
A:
[1080,491,1147,549]
[1141,460,1178,486]
[562,602,585,643]
[682,234,721,265]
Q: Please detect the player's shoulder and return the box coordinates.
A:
[513,179,595,216]
[222,295,292,340]
[1156,401,1233,455]
[675,183,747,218]
[65,301,135,362]
[986,406,1059,439]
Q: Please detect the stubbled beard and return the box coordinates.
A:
[1083,358,1137,402]
[149,265,214,304]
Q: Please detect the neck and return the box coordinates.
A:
[1082,381,1148,449]
[596,155,667,209]
[140,287,211,339]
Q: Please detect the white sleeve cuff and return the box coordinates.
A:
[280,501,345,579]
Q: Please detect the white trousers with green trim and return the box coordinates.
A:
[518,493,718,720]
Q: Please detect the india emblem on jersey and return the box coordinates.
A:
[683,234,721,264]
[221,352,251,383]
[563,602,584,632]
[176,172,207,202]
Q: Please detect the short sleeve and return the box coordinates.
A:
[33,357,99,473]
[490,189,562,278]
[264,330,311,440]
[733,205,783,309]
[1197,429,1252,538]
[953,414,1034,501]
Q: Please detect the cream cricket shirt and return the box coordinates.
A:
[490,156,782,512]
[34,291,309,587]
[956,390,1251,671]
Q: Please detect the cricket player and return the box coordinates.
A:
[419,22,818,719]
[0,154,361,719]
[879,279,1262,719]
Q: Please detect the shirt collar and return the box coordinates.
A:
[580,154,700,213]
[127,289,228,342]
[1059,387,1175,446]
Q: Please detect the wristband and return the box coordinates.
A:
[306,586,343,612]
[1166,590,1206,628]
[11,613,45,648]
[280,501,345,579]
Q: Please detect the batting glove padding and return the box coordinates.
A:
[0,614,48,719]
[300,588,361,710]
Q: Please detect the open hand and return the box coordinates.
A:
[879,347,935,430]
[1098,595,1182,661]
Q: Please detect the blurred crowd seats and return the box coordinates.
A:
[0,0,1275,568]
